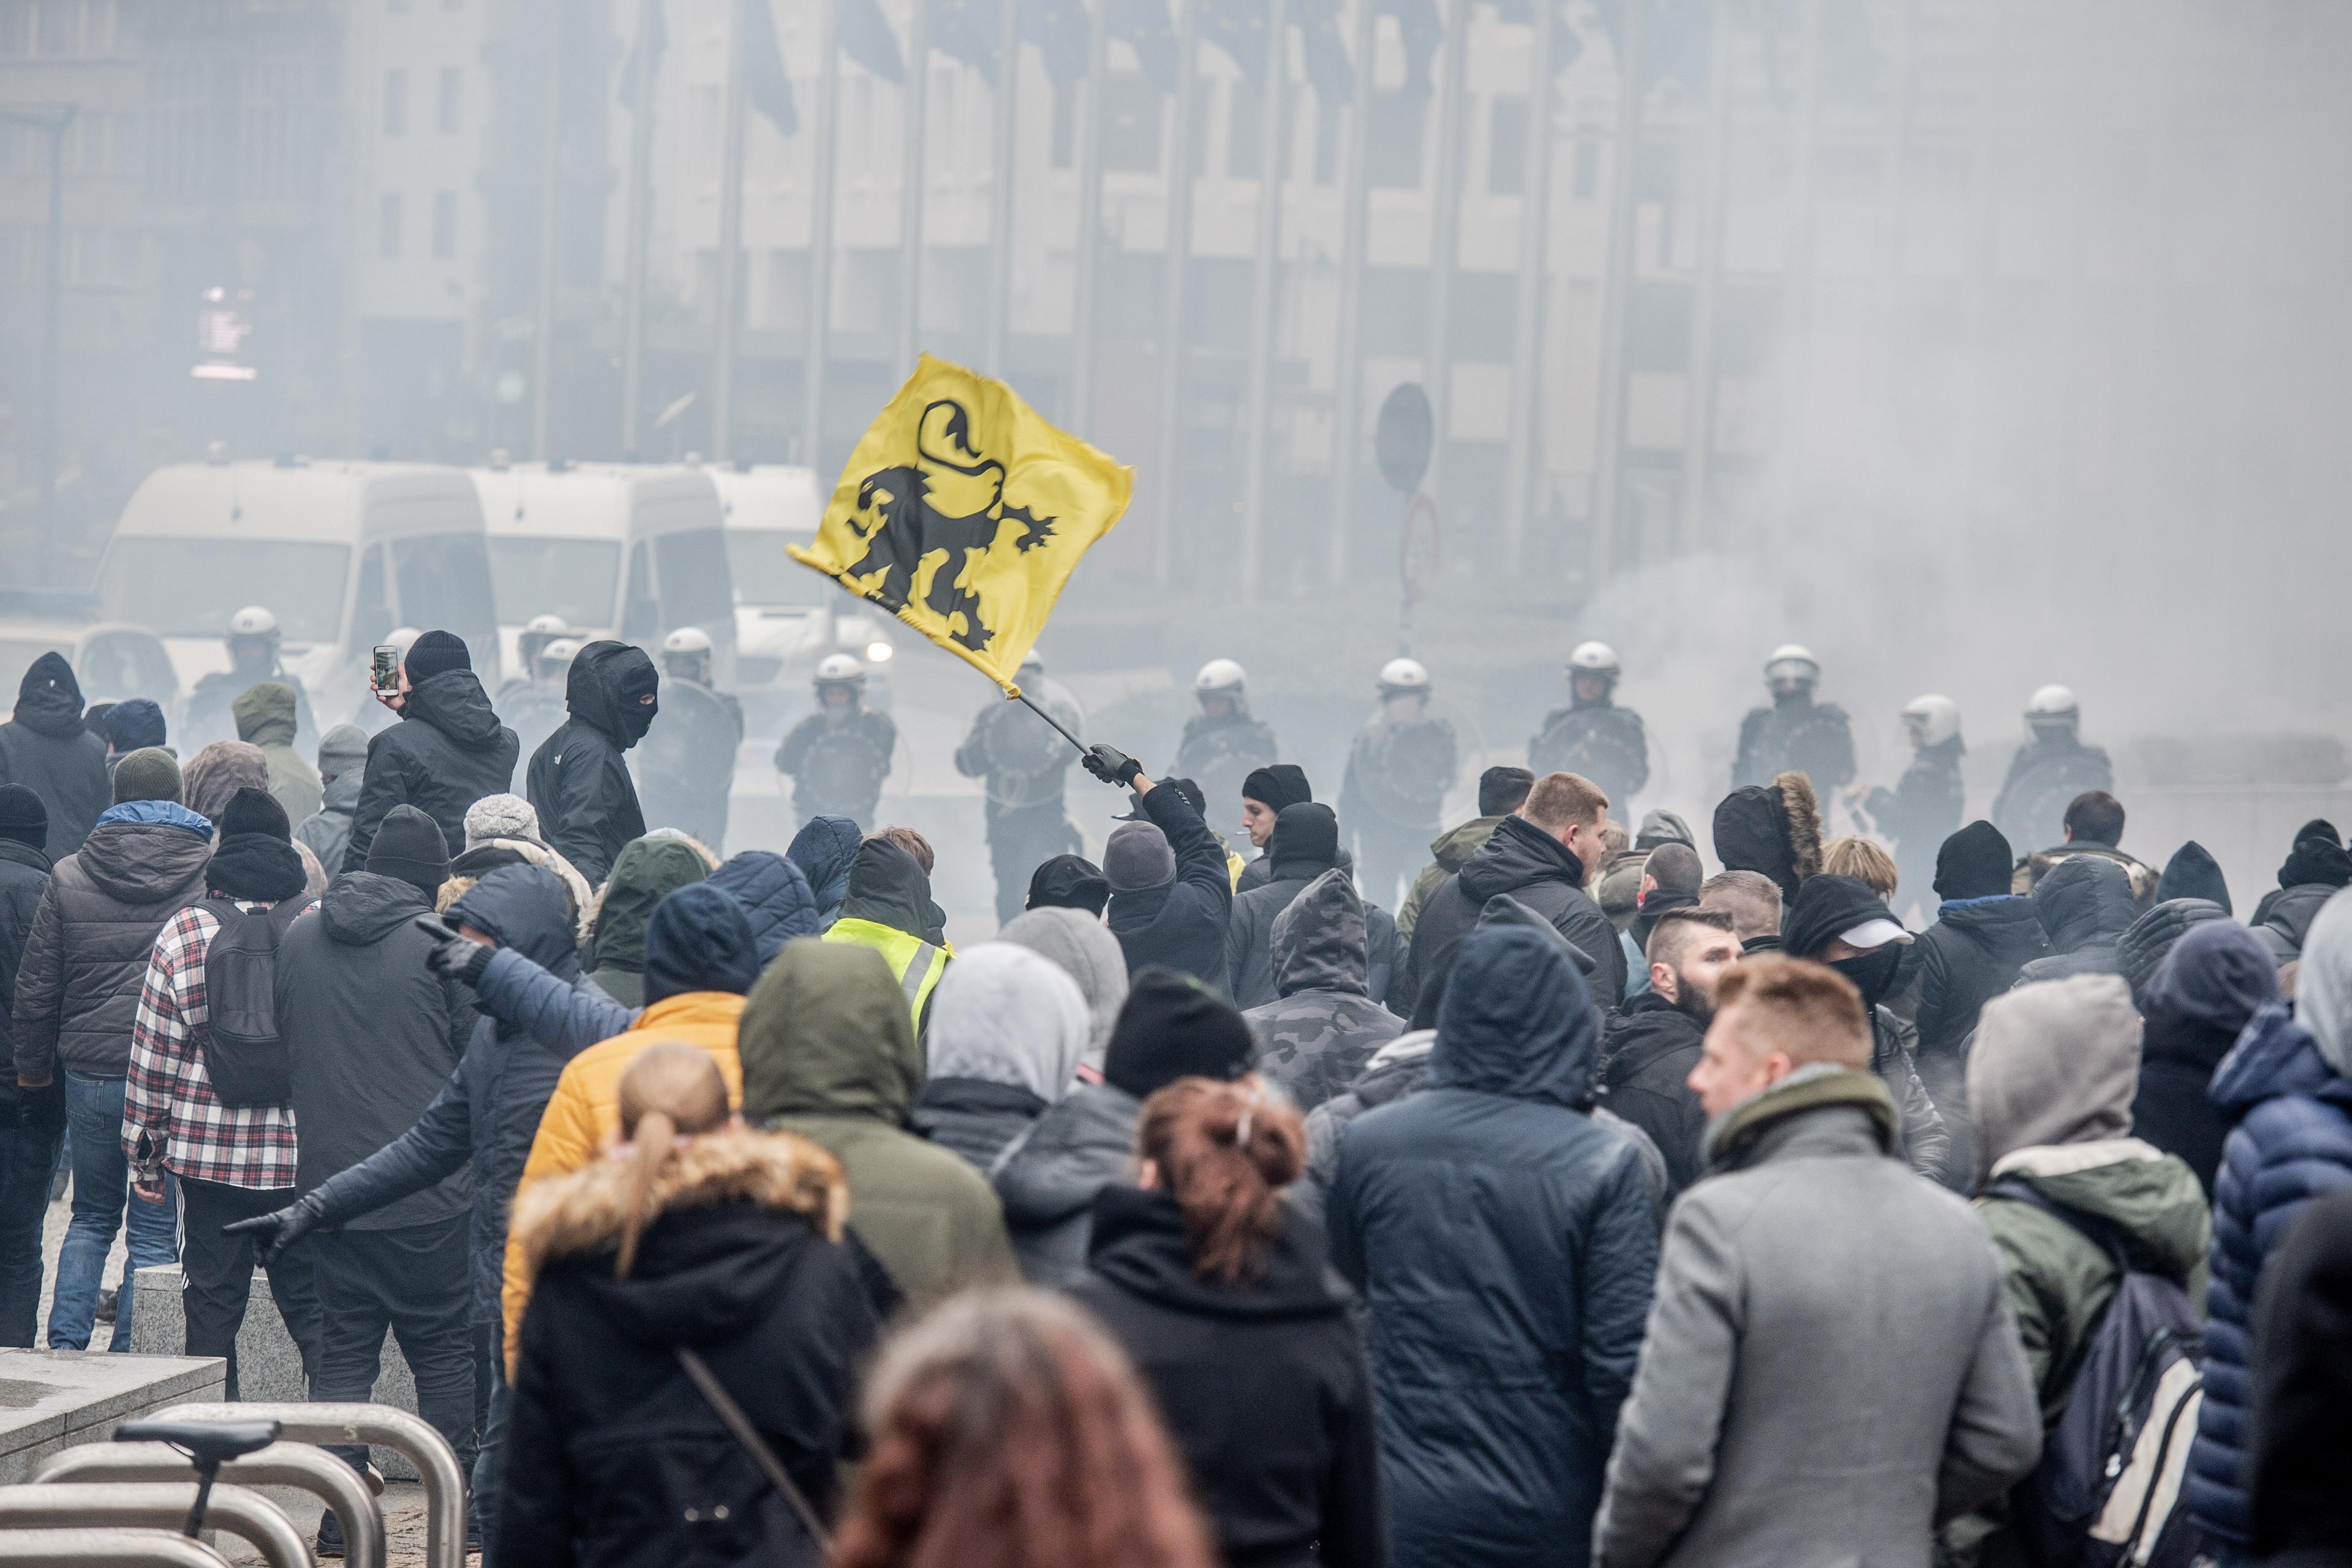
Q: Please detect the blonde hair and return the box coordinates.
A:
[1523,772,1610,833]
[874,825,935,876]
[613,1044,731,1278]
[1822,836,1899,903]
[1714,954,1871,1070]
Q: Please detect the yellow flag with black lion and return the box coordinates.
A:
[788,355,1132,695]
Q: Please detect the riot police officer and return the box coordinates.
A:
[1174,659,1281,827]
[1340,658,1458,909]
[499,614,571,702]
[773,653,896,830]
[1862,695,1967,924]
[501,635,576,764]
[1732,643,1855,795]
[1529,641,1649,824]
[636,627,746,851]
[182,606,321,755]
[955,648,1085,925]
[1991,685,2113,856]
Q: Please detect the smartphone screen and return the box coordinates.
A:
[372,646,401,692]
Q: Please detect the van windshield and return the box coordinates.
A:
[97,541,349,642]
[656,528,736,628]
[393,533,499,650]
[725,530,829,609]
[488,538,620,628]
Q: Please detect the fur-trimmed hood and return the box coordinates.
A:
[1711,769,1824,902]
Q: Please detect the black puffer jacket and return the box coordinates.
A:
[1405,815,1623,1012]
[1597,992,1708,1198]
[2118,898,2230,1006]
[279,872,473,1230]
[2015,855,2137,984]
[9,801,213,1082]
[342,669,519,874]
[527,643,657,886]
[0,654,109,860]
[1071,1186,1384,1568]
[500,1128,886,1568]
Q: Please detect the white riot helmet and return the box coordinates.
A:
[519,614,570,669]
[815,652,867,693]
[1378,657,1432,696]
[1019,647,1045,676]
[386,627,421,655]
[226,606,280,655]
[1764,644,1821,688]
[2026,684,2079,731]
[1901,694,1962,748]
[536,637,581,679]
[662,626,714,682]
[1194,658,1246,695]
[1567,641,1621,679]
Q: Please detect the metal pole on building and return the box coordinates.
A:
[619,0,658,455]
[1675,0,1735,555]
[1586,0,1647,584]
[804,0,843,470]
[1237,0,1292,607]
[1150,0,1200,586]
[1067,0,1113,433]
[895,0,932,374]
[1419,0,1472,504]
[1325,0,1377,585]
[983,0,1022,375]
[710,0,750,462]
[1499,0,1559,569]
[531,2,564,459]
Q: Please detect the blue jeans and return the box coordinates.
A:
[47,1072,179,1351]
[0,1111,58,1346]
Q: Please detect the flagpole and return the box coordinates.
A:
[1151,0,1200,587]
[1325,0,1376,587]
[1068,0,1112,434]
[895,0,931,374]
[984,0,1022,375]
[803,0,843,470]
[1237,0,1292,608]
[712,0,751,462]
[1587,0,1647,585]
[619,0,658,455]
[1419,0,1472,505]
[1011,687,1088,756]
[1499,0,1559,569]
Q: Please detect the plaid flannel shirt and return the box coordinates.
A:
[123,902,298,1191]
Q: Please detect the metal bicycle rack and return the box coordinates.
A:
[156,1403,464,1568]
[0,1531,230,1568]
[34,1445,381,1568]
[0,1485,307,1568]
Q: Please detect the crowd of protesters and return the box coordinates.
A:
[1,633,2348,1568]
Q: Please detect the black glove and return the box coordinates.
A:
[1082,744,1142,788]
[17,1079,64,1143]
[221,1190,331,1265]
[418,916,494,986]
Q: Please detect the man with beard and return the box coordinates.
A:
[1598,908,1741,1197]
[1529,643,1648,826]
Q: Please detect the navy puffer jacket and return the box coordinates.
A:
[786,815,861,929]
[1329,924,1657,1568]
[707,850,820,960]
[2187,1003,2352,1546]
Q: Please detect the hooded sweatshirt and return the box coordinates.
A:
[1224,804,1408,1013]
[2015,854,2137,984]
[1967,974,2210,1422]
[582,835,714,1006]
[526,640,657,885]
[737,940,1015,1304]
[911,943,1090,1172]
[2133,921,2279,1195]
[232,682,323,830]
[1709,771,1823,905]
[342,665,519,877]
[2155,840,2232,914]
[785,815,862,928]
[1242,867,1403,1114]
[11,798,213,1082]
[0,652,109,860]
[996,905,1129,1069]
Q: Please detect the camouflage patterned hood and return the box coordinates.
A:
[1270,865,1369,999]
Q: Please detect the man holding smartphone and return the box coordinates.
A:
[342,631,521,877]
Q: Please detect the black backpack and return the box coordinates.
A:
[195,898,306,1109]
[1987,1180,2206,1568]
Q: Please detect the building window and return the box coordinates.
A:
[437,66,460,133]
[1367,91,1424,189]
[380,191,403,257]
[1102,70,1160,173]
[1228,79,1262,179]
[37,0,78,55]
[433,190,456,258]
[383,68,407,136]
[1488,94,1527,194]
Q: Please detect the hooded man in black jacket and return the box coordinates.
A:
[1223,802,1408,1013]
[1406,771,1623,1014]
[2015,854,2137,984]
[271,804,478,1499]
[1903,821,2046,1189]
[526,640,658,886]
[0,653,108,861]
[2253,829,2352,965]
[1710,771,1823,908]
[1598,907,1740,1197]
[1098,769,1234,990]
[344,631,520,875]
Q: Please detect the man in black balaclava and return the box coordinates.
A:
[524,641,657,885]
[1782,873,1951,1182]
